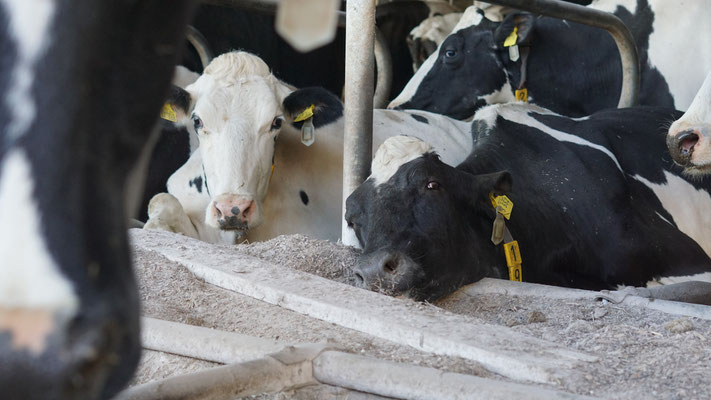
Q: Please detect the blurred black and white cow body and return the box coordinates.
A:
[390,0,711,120]
[144,51,472,244]
[346,104,711,301]
[667,71,711,176]
[0,0,194,398]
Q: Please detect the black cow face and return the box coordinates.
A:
[345,153,512,301]
[395,12,535,120]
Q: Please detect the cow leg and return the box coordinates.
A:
[601,282,711,306]
[144,193,200,239]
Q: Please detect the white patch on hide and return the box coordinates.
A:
[647,272,711,287]
[370,136,432,186]
[496,104,624,172]
[633,171,711,258]
[1,0,56,141]
[0,150,78,314]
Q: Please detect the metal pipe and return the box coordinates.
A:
[372,27,393,109]
[342,0,376,241]
[185,25,214,71]
[482,0,639,108]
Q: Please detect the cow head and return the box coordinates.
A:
[345,136,512,301]
[390,6,535,120]
[0,0,194,398]
[667,72,711,175]
[169,51,343,235]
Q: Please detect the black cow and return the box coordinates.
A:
[0,0,194,398]
[345,104,711,301]
[389,1,711,119]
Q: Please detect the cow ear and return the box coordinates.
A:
[494,12,535,48]
[162,85,193,123]
[282,87,344,129]
[463,171,513,209]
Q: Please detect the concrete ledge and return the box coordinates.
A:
[130,229,597,384]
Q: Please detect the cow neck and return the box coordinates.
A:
[502,45,531,102]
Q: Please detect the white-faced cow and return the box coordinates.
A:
[346,104,711,302]
[144,51,472,245]
[390,1,711,120]
[667,71,711,176]
[0,0,194,398]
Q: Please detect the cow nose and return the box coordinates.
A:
[354,251,423,293]
[211,195,254,229]
[667,129,699,166]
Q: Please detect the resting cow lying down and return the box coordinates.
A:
[346,104,711,302]
[144,51,472,244]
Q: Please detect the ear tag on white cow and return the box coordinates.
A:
[301,118,315,146]
[491,211,506,245]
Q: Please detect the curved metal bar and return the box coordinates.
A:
[185,25,215,71]
[482,0,639,108]
[373,26,393,108]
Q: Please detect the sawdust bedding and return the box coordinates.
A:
[131,232,711,400]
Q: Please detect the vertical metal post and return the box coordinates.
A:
[342,0,376,241]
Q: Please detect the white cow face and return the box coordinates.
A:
[182,52,292,232]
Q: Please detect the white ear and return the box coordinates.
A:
[370,136,432,185]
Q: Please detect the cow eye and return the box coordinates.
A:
[271,116,283,131]
[192,114,203,132]
[445,49,457,58]
[426,181,440,190]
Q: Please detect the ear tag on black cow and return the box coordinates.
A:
[160,103,178,122]
[491,211,506,245]
[294,104,316,146]
[503,26,520,62]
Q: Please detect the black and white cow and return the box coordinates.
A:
[346,104,711,301]
[390,1,711,119]
[144,51,472,245]
[0,0,194,398]
[667,71,711,176]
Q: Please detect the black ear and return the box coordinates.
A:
[161,85,193,123]
[282,87,344,129]
[493,12,535,48]
[461,170,513,208]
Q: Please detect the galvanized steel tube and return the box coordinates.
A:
[483,0,640,108]
[342,0,376,241]
[185,25,214,71]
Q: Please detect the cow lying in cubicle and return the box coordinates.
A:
[144,51,473,244]
[346,104,711,303]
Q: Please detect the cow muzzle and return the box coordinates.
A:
[354,250,425,296]
[667,129,700,167]
[209,194,255,231]
[0,308,139,399]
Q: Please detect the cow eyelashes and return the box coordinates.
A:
[192,114,203,132]
[271,116,284,131]
[426,181,441,190]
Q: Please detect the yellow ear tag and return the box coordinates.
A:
[489,193,513,220]
[503,240,523,281]
[294,104,315,122]
[515,88,528,102]
[160,103,177,122]
[503,26,518,47]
